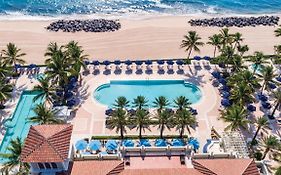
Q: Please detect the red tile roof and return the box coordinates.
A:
[192,159,260,175]
[120,168,203,175]
[70,160,124,175]
[20,124,73,163]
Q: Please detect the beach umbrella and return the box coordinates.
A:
[89,140,101,151]
[66,99,76,107]
[56,90,63,97]
[135,60,143,65]
[268,83,277,89]
[218,63,226,68]
[258,94,268,102]
[211,71,221,79]
[190,108,198,115]
[203,56,211,61]
[220,85,230,92]
[221,91,230,98]
[145,60,153,65]
[84,61,90,65]
[262,102,271,109]
[218,78,227,85]
[103,60,111,65]
[122,139,134,147]
[105,109,113,116]
[188,138,199,150]
[171,139,185,146]
[139,139,151,147]
[114,60,121,65]
[276,77,281,82]
[157,60,165,65]
[194,56,201,61]
[124,60,132,65]
[106,140,118,151]
[92,60,100,66]
[127,109,136,115]
[14,64,21,69]
[69,76,77,83]
[28,64,36,69]
[166,60,174,65]
[176,60,184,65]
[65,91,73,99]
[247,104,256,112]
[155,139,167,147]
[221,98,231,107]
[75,140,87,151]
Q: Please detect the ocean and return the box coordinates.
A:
[1,0,281,19]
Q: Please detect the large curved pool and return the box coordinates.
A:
[93,80,202,108]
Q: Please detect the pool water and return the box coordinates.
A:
[94,80,202,108]
[0,91,43,163]
[250,64,264,74]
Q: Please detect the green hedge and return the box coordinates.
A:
[91,134,189,140]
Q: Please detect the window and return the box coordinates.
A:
[38,163,45,169]
[45,163,51,169]
[51,163,58,169]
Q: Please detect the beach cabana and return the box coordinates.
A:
[106,140,118,151]
[247,104,256,112]
[188,138,199,151]
[171,139,185,146]
[122,139,134,147]
[89,140,102,151]
[75,139,88,151]
[194,56,201,61]
[155,139,167,147]
[139,139,151,147]
[221,98,231,107]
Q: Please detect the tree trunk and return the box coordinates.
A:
[187,48,193,59]
[252,127,261,143]
[160,124,164,139]
[270,103,279,118]
[139,124,142,139]
[214,47,217,58]
[180,125,184,138]
[262,148,270,160]
[253,65,257,75]
[261,81,266,94]
[120,126,124,140]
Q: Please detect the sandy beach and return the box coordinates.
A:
[0,16,280,64]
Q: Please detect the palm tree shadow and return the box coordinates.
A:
[184,70,206,86]
[76,81,90,105]
[12,84,27,101]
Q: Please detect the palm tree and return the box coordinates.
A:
[219,28,233,47]
[1,43,26,67]
[270,90,281,118]
[0,137,29,175]
[174,109,197,138]
[220,104,249,131]
[230,83,255,106]
[276,166,281,175]
[154,109,173,138]
[261,135,280,160]
[258,65,277,93]
[237,45,249,57]
[207,34,222,57]
[227,70,260,92]
[180,31,204,60]
[0,61,12,78]
[44,42,62,63]
[107,108,128,140]
[113,96,130,109]
[174,96,191,111]
[33,77,55,104]
[132,96,148,110]
[232,32,243,49]
[28,103,63,124]
[251,116,269,144]
[153,96,169,112]
[247,52,269,75]
[132,109,151,139]
[0,78,13,109]
[220,45,235,68]
[274,26,281,37]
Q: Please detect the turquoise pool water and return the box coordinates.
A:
[0,91,43,163]
[250,64,264,74]
[94,80,202,108]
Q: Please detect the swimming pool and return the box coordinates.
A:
[250,64,264,74]
[0,91,43,163]
[93,80,202,107]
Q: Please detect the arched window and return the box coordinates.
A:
[45,163,51,169]
[51,163,58,169]
[38,163,45,169]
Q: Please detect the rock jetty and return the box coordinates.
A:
[188,16,279,27]
[46,19,121,32]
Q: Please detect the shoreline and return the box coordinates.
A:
[0,15,280,64]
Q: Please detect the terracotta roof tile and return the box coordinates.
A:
[120,168,203,175]
[20,124,73,163]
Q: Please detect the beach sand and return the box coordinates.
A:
[0,16,280,64]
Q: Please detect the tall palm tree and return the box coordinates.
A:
[220,104,249,131]
[0,78,13,109]
[113,96,130,109]
[107,108,128,140]
[247,52,269,75]
[261,136,280,160]
[237,45,249,57]
[252,116,269,143]
[132,109,151,139]
[33,77,55,104]
[270,90,281,118]
[258,66,277,93]
[227,70,260,92]
[0,61,12,78]
[154,109,173,138]
[219,28,233,47]
[44,42,63,63]
[230,83,255,106]
[1,43,26,67]
[174,96,191,111]
[274,26,281,37]
[207,34,222,57]
[232,32,243,49]
[132,96,148,110]
[0,137,29,175]
[28,103,63,124]
[174,109,197,138]
[220,45,235,68]
[180,31,204,60]
[153,96,169,112]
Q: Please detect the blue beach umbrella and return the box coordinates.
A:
[221,85,230,91]
[247,104,256,112]
[166,60,174,65]
[75,140,88,151]
[211,71,221,79]
[67,99,76,107]
[124,60,132,65]
[139,139,151,147]
[276,77,281,82]
[258,94,268,102]
[157,60,165,65]
[106,140,118,151]
[221,98,231,107]
[114,60,121,65]
[188,138,199,150]
[218,78,227,84]
[103,60,111,65]
[65,91,73,99]
[89,140,101,151]
[171,139,185,146]
[84,61,90,65]
[92,60,100,66]
[194,56,201,61]
[122,139,134,147]
[155,139,167,147]
[135,60,143,65]
[176,60,184,65]
[105,109,113,116]
[203,56,211,61]
[268,83,276,89]
[14,64,21,69]
[145,60,152,65]
[190,108,198,115]
[221,91,230,98]
[262,102,271,109]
